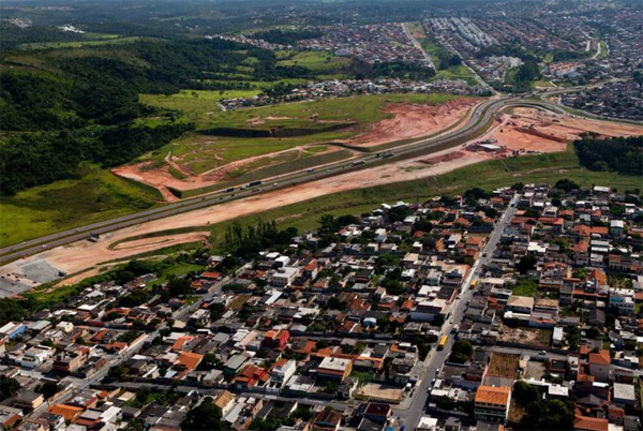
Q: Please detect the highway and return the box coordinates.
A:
[393,194,520,430]
[0,97,563,268]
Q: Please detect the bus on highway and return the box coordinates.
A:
[437,335,448,350]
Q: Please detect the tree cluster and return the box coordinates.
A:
[512,381,575,430]
[574,135,642,176]
[223,220,298,259]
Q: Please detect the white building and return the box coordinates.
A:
[271,359,297,385]
[270,267,300,287]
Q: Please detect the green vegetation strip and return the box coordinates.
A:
[115,146,642,257]
[173,149,354,198]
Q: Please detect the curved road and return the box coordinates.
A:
[0,97,563,266]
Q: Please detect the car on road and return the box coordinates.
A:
[538,350,547,356]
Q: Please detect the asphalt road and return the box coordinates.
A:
[0,98,562,268]
[394,194,520,430]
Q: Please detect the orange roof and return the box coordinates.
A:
[572,225,591,237]
[49,404,84,422]
[176,351,203,371]
[2,414,20,428]
[589,349,610,366]
[401,299,415,311]
[172,336,195,352]
[475,386,511,406]
[587,269,607,285]
[466,237,484,246]
[292,340,316,354]
[572,240,589,253]
[574,413,608,431]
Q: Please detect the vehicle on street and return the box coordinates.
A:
[438,335,448,350]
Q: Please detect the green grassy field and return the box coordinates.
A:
[139,89,261,128]
[404,22,426,37]
[142,92,456,132]
[139,93,456,175]
[0,165,162,247]
[418,38,478,86]
[433,65,479,86]
[19,36,160,50]
[533,79,555,88]
[277,50,350,72]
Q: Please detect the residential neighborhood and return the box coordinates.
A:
[0,181,641,431]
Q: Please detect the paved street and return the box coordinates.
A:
[393,194,520,430]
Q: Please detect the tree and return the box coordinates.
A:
[182,398,225,430]
[327,296,346,310]
[516,255,538,275]
[587,326,602,339]
[168,277,192,296]
[513,381,541,406]
[566,325,581,350]
[135,386,152,405]
[39,381,62,400]
[436,395,456,410]
[0,377,20,400]
[448,340,473,363]
[209,303,225,321]
[540,399,574,430]
[555,178,580,193]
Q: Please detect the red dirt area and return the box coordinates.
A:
[419,151,466,165]
[112,162,199,202]
[345,98,482,147]
[112,146,346,202]
[467,107,643,156]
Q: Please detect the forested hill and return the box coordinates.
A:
[574,135,642,176]
[0,39,314,195]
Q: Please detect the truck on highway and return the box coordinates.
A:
[247,181,262,187]
[352,160,365,166]
[224,187,235,193]
[437,335,448,350]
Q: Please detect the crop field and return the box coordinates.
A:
[0,166,161,248]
